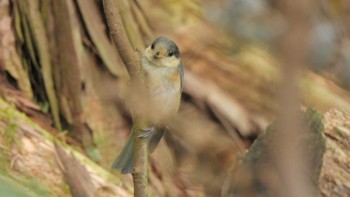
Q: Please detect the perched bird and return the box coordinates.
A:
[112,37,184,174]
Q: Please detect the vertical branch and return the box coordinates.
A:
[132,120,151,197]
[102,0,149,196]
[102,0,140,77]
[273,0,314,196]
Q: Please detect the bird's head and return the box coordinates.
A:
[143,37,181,68]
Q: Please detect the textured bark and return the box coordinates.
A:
[52,0,94,153]
[15,0,61,130]
[0,1,33,99]
[76,0,128,78]
[320,109,350,197]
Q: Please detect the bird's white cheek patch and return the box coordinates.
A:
[161,58,180,68]
[145,48,152,58]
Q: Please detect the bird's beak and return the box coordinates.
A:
[154,50,160,58]
[153,48,164,59]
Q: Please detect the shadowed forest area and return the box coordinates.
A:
[0,0,350,196]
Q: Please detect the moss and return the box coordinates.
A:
[0,147,9,170]
[0,103,19,146]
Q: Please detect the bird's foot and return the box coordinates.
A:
[138,127,155,138]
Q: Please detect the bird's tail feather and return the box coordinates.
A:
[149,128,164,153]
[111,131,135,174]
[112,128,164,174]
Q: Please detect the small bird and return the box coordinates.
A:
[112,37,184,174]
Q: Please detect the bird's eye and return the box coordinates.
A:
[168,51,174,57]
[151,43,155,50]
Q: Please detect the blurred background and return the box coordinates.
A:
[0,0,350,196]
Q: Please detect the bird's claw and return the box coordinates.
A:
[138,127,155,138]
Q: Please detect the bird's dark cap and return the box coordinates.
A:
[151,37,180,58]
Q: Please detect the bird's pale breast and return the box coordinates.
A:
[143,63,181,123]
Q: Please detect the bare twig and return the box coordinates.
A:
[102,0,140,77]
[102,0,149,196]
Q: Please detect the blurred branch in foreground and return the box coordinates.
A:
[272,0,315,196]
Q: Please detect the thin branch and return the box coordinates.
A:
[102,0,140,77]
[102,0,149,196]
